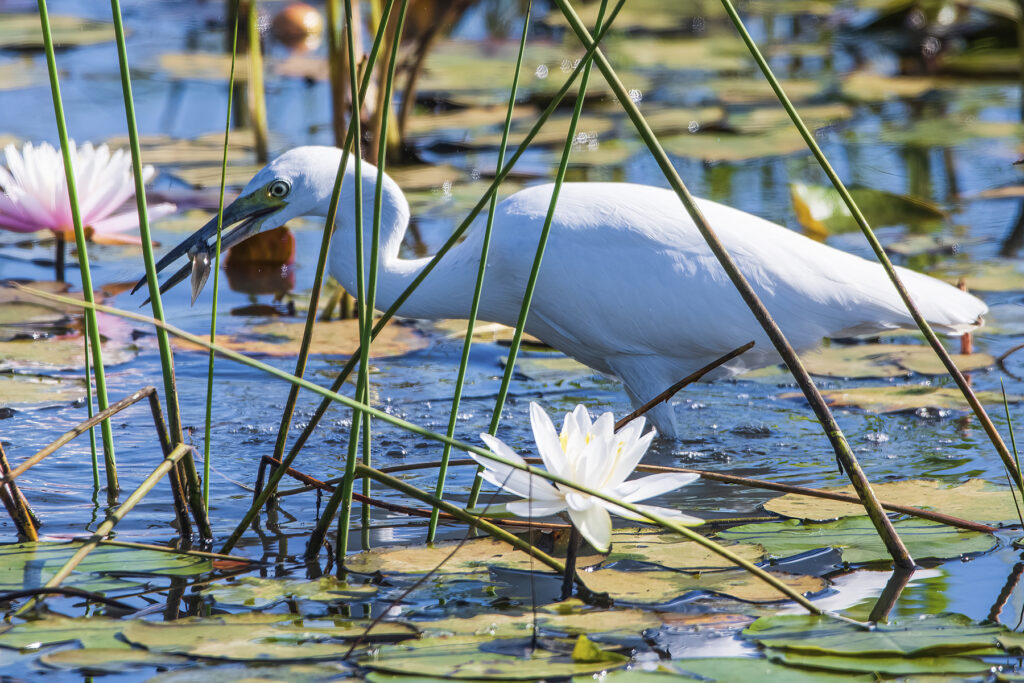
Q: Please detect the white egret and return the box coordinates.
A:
[138,146,987,437]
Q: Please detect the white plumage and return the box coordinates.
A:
[159,146,988,438]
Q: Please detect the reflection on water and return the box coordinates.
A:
[2,0,1024,632]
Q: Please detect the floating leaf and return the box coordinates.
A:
[936,261,1024,292]
[201,576,377,608]
[0,374,85,411]
[0,59,49,92]
[471,113,615,148]
[802,386,1019,413]
[420,604,660,638]
[840,72,948,102]
[572,634,629,663]
[388,164,465,192]
[609,36,750,72]
[504,355,595,382]
[0,616,126,650]
[642,107,726,136]
[0,542,212,595]
[424,319,546,347]
[123,614,416,661]
[884,234,984,257]
[582,568,824,605]
[790,183,946,237]
[604,528,764,570]
[707,78,824,106]
[172,163,268,189]
[586,659,875,682]
[39,648,187,674]
[879,117,1023,148]
[662,127,816,162]
[0,337,137,373]
[799,344,992,379]
[766,649,992,675]
[729,104,853,135]
[406,104,539,136]
[361,636,627,679]
[717,517,995,564]
[764,478,1019,523]
[148,663,356,683]
[0,14,115,49]
[173,319,427,359]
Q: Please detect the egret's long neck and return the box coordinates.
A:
[324,161,480,320]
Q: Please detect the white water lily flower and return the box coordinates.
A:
[473,402,702,554]
[0,141,174,244]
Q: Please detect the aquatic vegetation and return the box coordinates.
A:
[473,403,701,553]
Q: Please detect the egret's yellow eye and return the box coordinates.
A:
[268,179,291,198]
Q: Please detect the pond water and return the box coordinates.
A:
[4,0,1024,679]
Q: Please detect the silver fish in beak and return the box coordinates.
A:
[132,191,282,305]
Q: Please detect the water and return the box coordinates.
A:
[3,0,1024,667]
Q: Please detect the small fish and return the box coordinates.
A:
[188,245,213,306]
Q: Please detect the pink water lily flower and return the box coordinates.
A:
[0,141,175,244]
[473,403,702,553]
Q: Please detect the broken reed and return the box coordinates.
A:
[36,0,118,497]
[108,0,212,539]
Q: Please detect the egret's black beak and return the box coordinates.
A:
[132,193,280,305]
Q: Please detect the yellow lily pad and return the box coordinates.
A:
[420,604,660,638]
[504,355,595,382]
[937,261,1024,292]
[0,374,86,410]
[799,386,1019,413]
[800,344,993,379]
[0,14,116,49]
[763,478,1019,523]
[583,568,824,604]
[39,648,187,674]
[605,528,764,569]
[0,337,137,373]
[840,71,948,102]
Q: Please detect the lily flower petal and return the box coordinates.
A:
[615,472,700,503]
[567,503,612,554]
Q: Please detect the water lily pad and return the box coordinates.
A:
[764,478,1019,523]
[880,117,1023,148]
[717,517,996,565]
[0,374,86,410]
[0,14,116,49]
[471,113,615,149]
[803,386,1018,413]
[360,635,627,679]
[0,336,137,373]
[123,613,416,661]
[605,528,764,569]
[610,36,750,72]
[173,319,427,359]
[840,72,948,102]
[424,320,546,347]
[0,59,49,91]
[800,344,992,379]
[406,105,539,136]
[730,104,853,135]
[790,183,947,238]
[504,355,595,382]
[642,107,726,136]
[420,604,660,638]
[0,541,212,595]
[767,649,992,675]
[148,663,357,682]
[936,261,1024,292]
[201,576,377,608]
[583,568,824,604]
[0,616,127,650]
[172,163,268,189]
[588,659,874,682]
[707,78,824,106]
[39,648,187,673]
[662,127,815,162]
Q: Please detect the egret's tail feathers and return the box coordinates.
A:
[894,266,987,336]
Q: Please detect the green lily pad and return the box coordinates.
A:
[201,576,377,608]
[941,47,1022,77]
[0,616,127,650]
[123,614,417,661]
[605,528,764,569]
[171,163,268,189]
[0,14,116,49]
[472,113,615,149]
[0,337,137,373]
[360,635,627,679]
[763,478,1019,523]
[936,261,1024,292]
[406,104,539,136]
[729,104,853,135]
[879,117,1023,148]
[0,541,212,595]
[790,182,947,238]
[641,106,726,136]
[39,648,187,673]
[147,662,356,682]
[583,659,875,682]
[707,78,824,106]
[745,612,1002,656]
[582,568,825,604]
[840,71,949,102]
[420,603,661,638]
[662,126,816,162]
[767,649,993,675]
[0,374,86,410]
[504,355,595,382]
[800,344,993,379]
[803,386,1019,413]
[717,517,996,565]
[609,36,750,72]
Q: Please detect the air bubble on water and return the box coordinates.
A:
[441,180,453,200]
[628,88,643,105]
[687,120,700,133]
[470,168,481,180]
[535,64,548,79]
[864,432,889,443]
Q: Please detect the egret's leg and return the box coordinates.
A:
[608,356,681,439]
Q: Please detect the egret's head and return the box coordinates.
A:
[133,146,343,303]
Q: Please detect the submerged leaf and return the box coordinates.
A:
[764,478,1019,523]
[717,517,996,564]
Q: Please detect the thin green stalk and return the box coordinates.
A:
[37,0,117,497]
[223,0,628,554]
[428,1,532,542]
[18,442,192,614]
[17,285,822,614]
[108,0,211,540]
[717,0,1022,492]
[203,1,242,509]
[267,0,396,499]
[468,0,605,507]
[1001,381,1024,526]
[334,0,367,563]
[553,0,912,569]
[247,0,269,162]
[82,314,99,490]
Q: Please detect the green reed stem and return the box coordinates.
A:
[82,315,99,490]
[717,0,1021,492]
[247,0,269,162]
[202,2,241,509]
[428,3,532,541]
[17,285,820,614]
[554,0,912,569]
[267,0,395,501]
[37,0,117,497]
[229,1,629,554]
[467,0,605,507]
[108,0,211,539]
[1001,381,1024,526]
